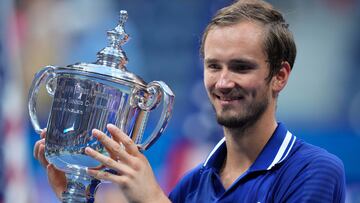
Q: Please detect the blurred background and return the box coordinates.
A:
[0,0,359,202]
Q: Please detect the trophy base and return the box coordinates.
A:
[62,172,100,203]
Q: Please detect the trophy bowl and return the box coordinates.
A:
[28,10,174,203]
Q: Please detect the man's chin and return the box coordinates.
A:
[216,115,245,128]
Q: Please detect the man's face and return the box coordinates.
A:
[203,21,273,128]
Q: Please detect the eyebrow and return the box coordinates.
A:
[228,59,258,68]
[204,58,258,67]
[204,58,219,64]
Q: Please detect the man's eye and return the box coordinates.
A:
[231,65,253,73]
[207,64,221,70]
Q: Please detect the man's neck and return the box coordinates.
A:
[220,110,277,189]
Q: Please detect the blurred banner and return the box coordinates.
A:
[1,0,33,202]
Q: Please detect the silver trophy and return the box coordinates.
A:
[28,10,174,203]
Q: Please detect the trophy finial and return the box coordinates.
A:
[96,10,129,70]
[119,10,128,27]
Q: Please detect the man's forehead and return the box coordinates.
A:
[204,21,267,61]
[208,20,266,35]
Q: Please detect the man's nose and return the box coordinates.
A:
[215,70,235,90]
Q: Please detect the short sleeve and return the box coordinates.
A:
[168,164,203,203]
[276,153,346,203]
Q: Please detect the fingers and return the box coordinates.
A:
[107,124,139,155]
[92,129,131,161]
[33,138,44,158]
[40,128,47,139]
[38,143,48,167]
[86,125,142,181]
[33,138,49,168]
[87,169,125,184]
[34,128,48,168]
[91,126,140,166]
[85,147,131,174]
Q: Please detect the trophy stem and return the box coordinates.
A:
[62,172,100,203]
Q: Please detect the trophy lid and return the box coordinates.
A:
[62,10,146,87]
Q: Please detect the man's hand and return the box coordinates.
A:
[33,129,66,200]
[85,124,171,203]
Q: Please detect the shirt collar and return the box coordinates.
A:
[203,122,296,171]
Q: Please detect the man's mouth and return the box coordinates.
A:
[216,95,243,100]
[210,88,246,104]
[214,95,244,104]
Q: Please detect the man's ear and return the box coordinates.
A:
[272,61,291,93]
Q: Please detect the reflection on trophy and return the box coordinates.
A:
[28,10,174,203]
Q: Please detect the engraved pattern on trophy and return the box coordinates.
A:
[45,75,151,171]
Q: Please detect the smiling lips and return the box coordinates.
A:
[210,87,246,105]
[214,94,245,105]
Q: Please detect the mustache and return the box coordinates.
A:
[210,87,246,98]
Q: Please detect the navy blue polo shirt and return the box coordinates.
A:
[169,123,346,203]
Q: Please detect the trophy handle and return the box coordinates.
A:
[137,81,174,150]
[28,65,56,134]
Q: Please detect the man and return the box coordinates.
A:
[34,0,346,202]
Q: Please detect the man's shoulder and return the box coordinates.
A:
[288,139,344,171]
[168,164,204,201]
[271,139,346,202]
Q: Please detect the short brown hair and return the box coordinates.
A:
[200,0,297,80]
